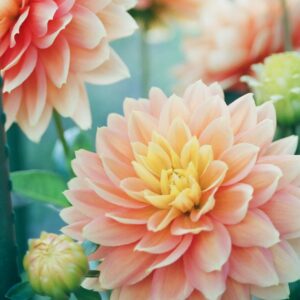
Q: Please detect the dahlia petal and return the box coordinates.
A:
[128,111,158,144]
[227,209,280,247]
[41,36,70,88]
[116,275,152,300]
[135,228,181,254]
[64,4,105,49]
[123,98,149,120]
[70,39,109,72]
[147,208,181,232]
[99,244,155,289]
[199,160,228,191]
[98,127,133,163]
[236,119,274,150]
[60,207,88,224]
[251,284,290,300]
[257,101,277,131]
[187,290,205,300]
[152,260,193,300]
[148,87,167,118]
[87,178,146,209]
[54,0,75,17]
[186,221,231,272]
[265,135,298,155]
[222,278,250,300]
[120,177,148,202]
[259,155,300,189]
[243,164,282,208]
[171,215,213,235]
[83,215,146,246]
[167,118,192,154]
[3,87,22,129]
[148,234,193,272]
[229,93,257,135]
[29,0,58,37]
[211,183,252,225]
[270,241,300,283]
[82,49,130,84]
[76,0,109,13]
[34,14,72,49]
[159,95,189,135]
[61,220,87,241]
[67,177,89,190]
[289,238,300,258]
[189,95,229,136]
[106,206,157,225]
[97,3,137,40]
[199,117,233,158]
[17,103,52,142]
[229,247,279,287]
[221,143,259,186]
[3,46,38,93]
[262,190,300,239]
[184,257,228,300]
[24,61,47,126]
[10,7,30,47]
[106,113,128,134]
[69,82,92,129]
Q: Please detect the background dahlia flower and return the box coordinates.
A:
[61,81,300,300]
[0,0,137,141]
[178,0,300,91]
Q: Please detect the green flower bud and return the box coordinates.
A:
[23,232,88,300]
[243,52,300,126]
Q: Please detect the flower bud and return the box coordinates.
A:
[243,52,300,126]
[23,232,88,299]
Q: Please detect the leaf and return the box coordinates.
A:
[6,281,34,300]
[82,241,99,256]
[73,287,101,300]
[11,170,70,207]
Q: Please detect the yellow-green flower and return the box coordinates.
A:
[243,52,300,126]
[23,232,88,300]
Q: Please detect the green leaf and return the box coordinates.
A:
[11,170,70,207]
[6,281,34,300]
[82,241,99,256]
[73,287,100,300]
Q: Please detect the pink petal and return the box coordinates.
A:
[251,284,289,300]
[185,221,231,272]
[243,164,282,208]
[3,87,22,129]
[187,290,205,300]
[171,215,213,235]
[229,247,279,287]
[83,215,146,246]
[152,260,193,300]
[256,101,276,131]
[261,190,300,239]
[148,87,167,118]
[270,241,300,283]
[147,208,181,232]
[222,278,250,300]
[199,117,233,158]
[227,209,280,247]
[265,136,298,155]
[99,244,155,289]
[221,143,259,186]
[211,183,252,225]
[135,228,181,254]
[229,93,257,135]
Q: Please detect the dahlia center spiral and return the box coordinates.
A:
[132,131,222,215]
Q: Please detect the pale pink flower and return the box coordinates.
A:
[61,80,300,300]
[0,0,137,141]
[179,0,300,91]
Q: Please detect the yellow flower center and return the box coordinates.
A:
[132,132,216,214]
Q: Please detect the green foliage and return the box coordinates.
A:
[6,281,34,300]
[11,170,69,208]
[73,288,100,300]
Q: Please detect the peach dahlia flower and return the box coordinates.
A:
[61,81,300,300]
[0,0,137,141]
[179,0,300,91]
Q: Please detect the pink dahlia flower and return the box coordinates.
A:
[179,0,300,91]
[61,81,300,300]
[0,0,137,141]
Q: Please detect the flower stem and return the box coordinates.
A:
[0,77,20,298]
[281,0,293,51]
[53,111,69,160]
[140,23,150,97]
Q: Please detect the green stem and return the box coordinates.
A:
[0,78,20,298]
[281,0,293,51]
[53,111,69,160]
[140,23,150,97]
